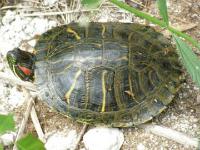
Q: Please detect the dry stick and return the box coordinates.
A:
[0,5,39,10]
[31,106,46,143]
[139,124,199,148]
[0,72,36,91]
[73,124,88,150]
[20,9,98,17]
[161,23,197,37]
[13,89,35,150]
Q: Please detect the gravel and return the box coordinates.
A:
[0,10,57,55]
[45,130,77,150]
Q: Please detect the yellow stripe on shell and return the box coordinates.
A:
[101,70,107,112]
[101,24,106,38]
[66,27,81,40]
[65,69,82,104]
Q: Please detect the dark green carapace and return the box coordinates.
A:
[8,22,183,127]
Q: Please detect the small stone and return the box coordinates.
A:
[2,10,16,25]
[45,130,77,150]
[43,0,58,6]
[48,21,57,28]
[0,132,16,146]
[137,143,146,150]
[8,87,25,108]
[83,127,124,150]
[28,39,37,47]
[196,94,200,104]
[33,18,49,34]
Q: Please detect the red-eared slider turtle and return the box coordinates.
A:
[7,22,183,127]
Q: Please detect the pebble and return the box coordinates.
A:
[2,10,16,25]
[45,130,77,150]
[83,127,124,150]
[137,143,146,150]
[196,94,200,104]
[7,87,25,108]
[43,0,58,6]
[0,132,16,146]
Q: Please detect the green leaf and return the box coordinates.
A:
[17,134,45,150]
[0,114,15,134]
[81,0,102,8]
[157,0,169,26]
[0,144,3,150]
[173,35,200,87]
[110,0,200,50]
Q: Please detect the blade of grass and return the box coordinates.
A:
[110,0,200,50]
[157,0,169,26]
[173,34,200,87]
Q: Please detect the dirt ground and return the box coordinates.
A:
[0,0,200,150]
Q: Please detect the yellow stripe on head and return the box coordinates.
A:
[12,65,20,79]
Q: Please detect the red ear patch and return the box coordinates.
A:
[18,65,32,76]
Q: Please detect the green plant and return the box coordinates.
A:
[0,114,15,149]
[0,114,45,149]
[16,134,45,150]
[0,114,15,134]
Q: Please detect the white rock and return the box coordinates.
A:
[48,21,57,28]
[8,87,25,108]
[28,39,37,47]
[45,130,77,150]
[83,127,124,150]
[137,143,146,150]
[2,10,16,25]
[0,132,16,146]
[32,18,49,35]
[44,0,58,6]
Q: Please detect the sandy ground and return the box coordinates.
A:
[0,0,200,149]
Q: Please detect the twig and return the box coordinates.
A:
[176,23,197,32]
[13,89,35,150]
[161,23,197,37]
[22,0,40,4]
[20,9,98,17]
[73,124,88,150]
[31,106,46,143]
[0,72,36,91]
[139,123,199,148]
[0,5,41,10]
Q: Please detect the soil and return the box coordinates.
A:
[0,0,199,150]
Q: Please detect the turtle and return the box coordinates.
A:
[6,22,183,127]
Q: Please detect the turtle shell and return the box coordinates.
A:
[34,22,183,127]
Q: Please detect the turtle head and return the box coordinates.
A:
[7,48,35,82]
